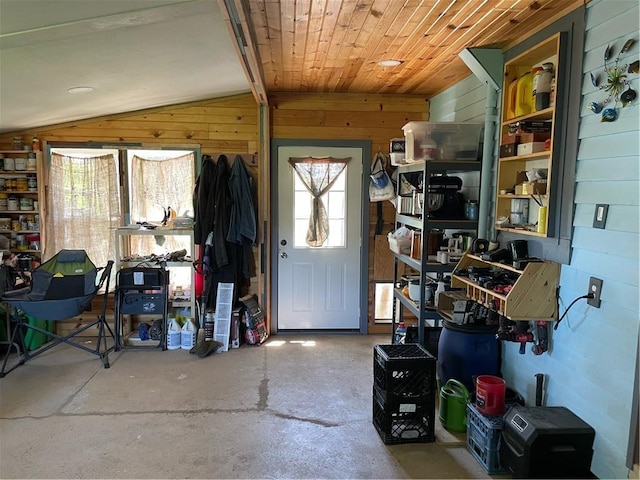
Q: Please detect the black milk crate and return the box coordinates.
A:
[405,326,442,358]
[466,403,507,475]
[373,344,436,399]
[372,384,435,445]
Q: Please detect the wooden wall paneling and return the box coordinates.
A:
[373,235,395,281]
[269,91,428,334]
[0,94,258,154]
[2,91,429,336]
[0,94,263,315]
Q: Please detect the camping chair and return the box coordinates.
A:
[0,250,115,377]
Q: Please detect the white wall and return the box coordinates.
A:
[430,1,639,477]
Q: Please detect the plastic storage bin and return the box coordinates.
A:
[466,403,507,474]
[401,121,483,163]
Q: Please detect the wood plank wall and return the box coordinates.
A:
[0,94,259,154]
[0,91,428,336]
[269,92,429,334]
[0,94,262,330]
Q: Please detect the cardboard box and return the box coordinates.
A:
[410,230,422,259]
[436,290,470,317]
[521,182,547,195]
[509,120,552,133]
[517,142,547,156]
[452,299,475,324]
[519,132,551,143]
[501,133,520,145]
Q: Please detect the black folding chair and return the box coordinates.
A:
[0,250,115,377]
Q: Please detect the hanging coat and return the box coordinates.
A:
[227,155,258,279]
[194,154,232,268]
[227,155,257,245]
[194,155,215,245]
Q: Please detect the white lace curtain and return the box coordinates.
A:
[288,156,350,247]
[130,153,195,222]
[129,153,195,256]
[46,153,120,269]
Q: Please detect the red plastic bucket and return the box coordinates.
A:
[475,375,506,416]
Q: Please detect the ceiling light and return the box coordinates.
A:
[67,86,94,94]
[378,59,403,67]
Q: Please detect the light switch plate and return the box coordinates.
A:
[593,204,608,229]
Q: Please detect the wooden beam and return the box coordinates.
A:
[218,0,269,106]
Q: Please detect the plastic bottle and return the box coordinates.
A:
[466,200,479,220]
[167,316,181,350]
[531,66,543,107]
[535,63,554,111]
[395,321,407,344]
[180,317,196,350]
[420,132,438,160]
[515,72,533,117]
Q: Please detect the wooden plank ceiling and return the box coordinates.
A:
[242,0,584,98]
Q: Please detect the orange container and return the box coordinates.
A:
[475,375,506,416]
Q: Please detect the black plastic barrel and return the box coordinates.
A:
[437,320,500,391]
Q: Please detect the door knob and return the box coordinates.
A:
[280,252,288,259]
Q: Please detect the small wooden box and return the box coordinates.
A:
[501,133,520,145]
[499,142,518,158]
[517,142,547,155]
[519,132,551,143]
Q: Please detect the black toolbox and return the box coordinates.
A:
[500,405,595,478]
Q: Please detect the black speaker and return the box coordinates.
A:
[508,240,528,260]
[472,238,489,254]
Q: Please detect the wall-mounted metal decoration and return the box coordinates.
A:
[589,38,637,122]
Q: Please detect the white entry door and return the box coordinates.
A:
[276,145,363,330]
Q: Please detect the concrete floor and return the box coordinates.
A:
[0,334,495,479]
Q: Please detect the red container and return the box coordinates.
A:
[475,375,506,416]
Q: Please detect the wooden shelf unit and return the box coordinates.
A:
[451,253,559,321]
[496,32,565,237]
[0,150,45,265]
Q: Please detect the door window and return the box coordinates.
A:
[293,169,346,248]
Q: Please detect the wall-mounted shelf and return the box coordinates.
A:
[496,32,565,237]
[451,253,559,321]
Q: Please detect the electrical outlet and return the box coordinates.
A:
[587,277,602,308]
